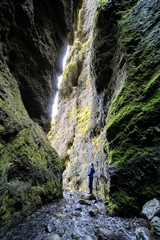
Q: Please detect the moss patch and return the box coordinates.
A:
[69,105,91,138]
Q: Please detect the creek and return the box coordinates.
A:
[2,190,159,240]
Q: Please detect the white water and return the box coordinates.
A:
[52,46,69,117]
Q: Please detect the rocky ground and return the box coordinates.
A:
[2,190,160,240]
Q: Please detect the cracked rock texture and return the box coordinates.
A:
[0,0,75,233]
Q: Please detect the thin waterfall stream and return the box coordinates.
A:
[52,46,69,117]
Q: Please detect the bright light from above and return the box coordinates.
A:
[52,46,69,117]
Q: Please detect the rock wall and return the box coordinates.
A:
[50,0,160,217]
[49,0,109,196]
[92,0,160,216]
[0,0,74,234]
[102,0,160,216]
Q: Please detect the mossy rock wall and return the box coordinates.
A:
[92,0,160,216]
[0,62,63,235]
[0,0,74,235]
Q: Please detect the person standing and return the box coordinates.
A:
[88,163,95,194]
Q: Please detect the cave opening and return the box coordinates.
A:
[52,46,70,117]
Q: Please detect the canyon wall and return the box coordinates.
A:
[101,0,160,216]
[0,0,75,234]
[0,0,159,234]
[49,0,110,197]
[50,0,160,217]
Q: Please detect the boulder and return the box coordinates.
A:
[45,223,56,233]
[43,234,61,240]
[135,227,155,240]
[93,202,106,213]
[151,216,160,232]
[95,227,123,240]
[142,198,160,220]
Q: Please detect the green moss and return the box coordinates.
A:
[80,35,92,52]
[0,65,62,230]
[106,69,160,214]
[86,75,91,88]
[109,191,137,216]
[67,41,82,63]
[141,182,160,198]
[108,201,118,215]
[93,0,109,29]
[97,0,109,8]
[91,0,160,216]
[63,61,77,80]
[75,105,91,137]
[68,105,91,137]
[47,119,55,140]
[67,34,92,65]
[92,134,100,153]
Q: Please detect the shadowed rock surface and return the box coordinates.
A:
[0,0,77,234]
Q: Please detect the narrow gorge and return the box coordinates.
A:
[0,0,160,238]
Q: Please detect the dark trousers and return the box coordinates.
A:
[88,177,93,194]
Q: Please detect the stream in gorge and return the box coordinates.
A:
[2,190,159,240]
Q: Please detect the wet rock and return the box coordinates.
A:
[151,216,160,232]
[43,234,61,240]
[45,223,56,233]
[81,194,96,201]
[93,202,106,213]
[71,227,86,239]
[135,227,155,240]
[2,190,157,240]
[95,227,120,240]
[82,236,98,240]
[96,195,104,202]
[70,227,98,240]
[72,211,81,217]
[142,198,160,220]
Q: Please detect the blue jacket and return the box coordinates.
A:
[88,166,95,178]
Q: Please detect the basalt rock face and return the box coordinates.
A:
[92,0,160,216]
[0,0,74,233]
[50,0,160,217]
